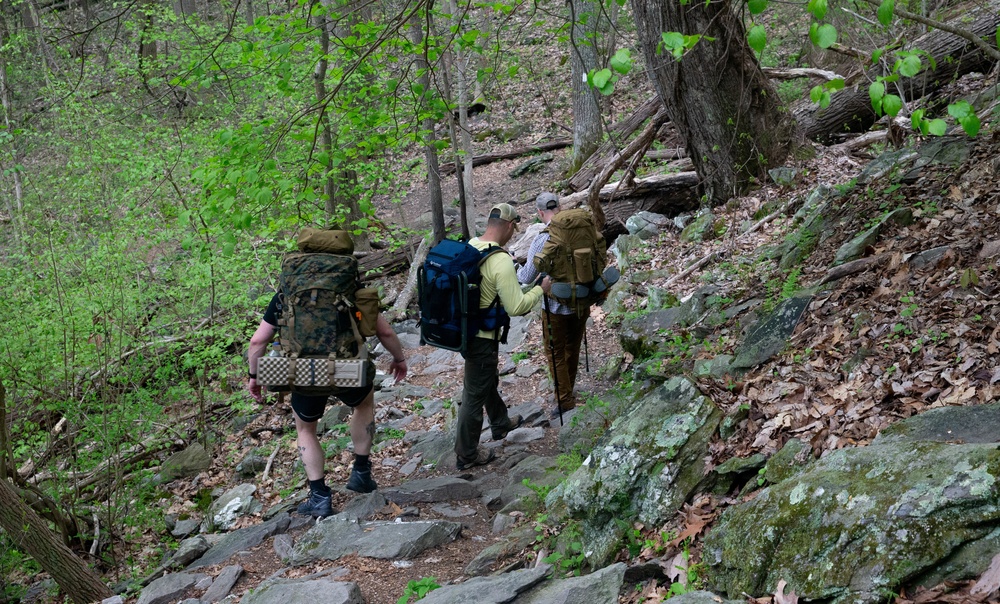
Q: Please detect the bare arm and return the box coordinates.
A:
[375,315,407,381]
[247,320,277,403]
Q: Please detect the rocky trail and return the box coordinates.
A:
[131,306,624,604]
[114,130,1000,604]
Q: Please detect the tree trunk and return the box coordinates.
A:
[409,12,445,244]
[630,0,795,204]
[0,482,112,604]
[793,9,1000,141]
[315,0,370,249]
[0,18,23,216]
[449,0,477,234]
[0,383,111,604]
[435,24,471,239]
[568,0,604,173]
[138,1,157,62]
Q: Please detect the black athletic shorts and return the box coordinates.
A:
[290,386,372,422]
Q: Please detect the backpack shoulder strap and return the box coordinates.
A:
[477,244,507,267]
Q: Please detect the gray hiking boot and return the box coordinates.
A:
[492,414,523,441]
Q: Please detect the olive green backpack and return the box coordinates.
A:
[533,208,608,308]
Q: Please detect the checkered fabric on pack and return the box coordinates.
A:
[257,357,368,388]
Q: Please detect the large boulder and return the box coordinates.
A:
[549,377,721,565]
[705,433,1000,603]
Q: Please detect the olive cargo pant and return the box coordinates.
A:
[455,336,516,463]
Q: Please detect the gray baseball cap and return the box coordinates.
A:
[535,192,559,210]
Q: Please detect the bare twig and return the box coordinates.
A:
[262,444,281,483]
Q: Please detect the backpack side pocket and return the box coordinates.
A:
[354,287,380,337]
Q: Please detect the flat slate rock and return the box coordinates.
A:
[169,536,210,568]
[518,562,626,604]
[731,294,812,370]
[240,578,362,604]
[341,491,387,521]
[419,565,550,603]
[200,565,242,603]
[382,476,479,504]
[291,517,462,565]
[137,572,209,604]
[189,514,290,569]
[873,402,1000,445]
[160,444,212,482]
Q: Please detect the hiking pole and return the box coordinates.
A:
[583,321,590,373]
[543,293,564,427]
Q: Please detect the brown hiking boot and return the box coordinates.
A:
[456,447,497,471]
[492,414,523,441]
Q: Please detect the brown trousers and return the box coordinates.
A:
[540,305,589,407]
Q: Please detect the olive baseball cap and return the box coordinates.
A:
[535,192,559,210]
[489,203,521,223]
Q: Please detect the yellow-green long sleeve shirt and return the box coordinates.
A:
[470,237,544,340]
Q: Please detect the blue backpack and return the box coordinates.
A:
[418,239,511,352]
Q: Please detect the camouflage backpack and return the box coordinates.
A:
[269,229,372,392]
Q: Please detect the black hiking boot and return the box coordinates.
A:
[346,468,378,493]
[296,491,333,518]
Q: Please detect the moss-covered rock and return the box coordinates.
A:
[704,440,1000,603]
[548,376,721,566]
[680,210,716,243]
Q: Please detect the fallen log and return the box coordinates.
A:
[358,235,421,281]
[562,170,700,208]
[793,9,1000,141]
[438,138,572,175]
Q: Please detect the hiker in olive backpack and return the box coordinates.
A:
[247,231,407,519]
[455,203,552,470]
[517,192,587,418]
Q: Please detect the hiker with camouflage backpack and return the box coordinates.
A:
[247,229,407,518]
[454,203,552,471]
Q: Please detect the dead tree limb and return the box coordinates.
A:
[386,237,430,321]
[568,96,665,192]
[438,139,572,175]
[586,109,671,228]
[793,9,1000,141]
[562,171,701,208]
[763,67,845,81]
[859,0,1000,62]
[817,253,893,286]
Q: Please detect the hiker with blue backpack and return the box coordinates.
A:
[247,229,407,518]
[517,192,587,419]
[452,203,552,470]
